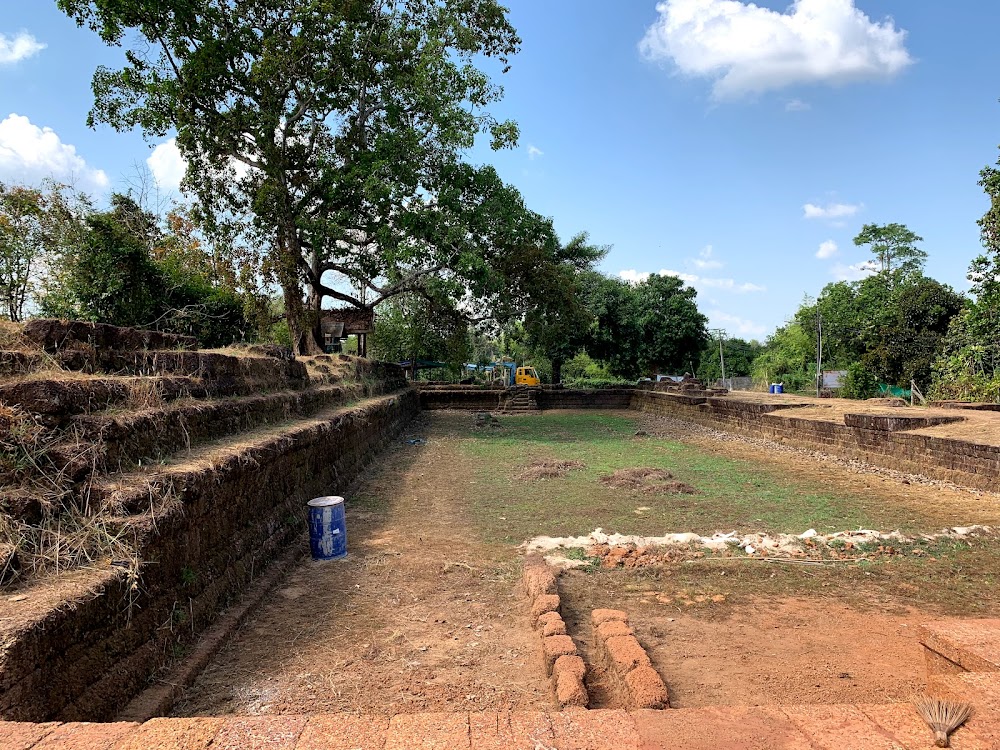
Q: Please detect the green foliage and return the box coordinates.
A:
[931,148,1000,402]
[583,272,708,378]
[752,257,963,391]
[562,352,616,381]
[853,223,927,286]
[518,232,606,383]
[42,199,165,328]
[841,362,879,400]
[563,377,633,389]
[39,192,253,345]
[750,321,814,388]
[697,337,764,383]
[371,294,471,378]
[58,0,525,352]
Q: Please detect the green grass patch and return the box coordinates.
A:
[458,412,944,545]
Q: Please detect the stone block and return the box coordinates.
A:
[591,609,628,627]
[111,718,224,750]
[531,594,560,621]
[542,617,567,637]
[604,635,651,673]
[535,611,563,632]
[211,716,307,750]
[595,620,633,641]
[542,635,578,674]
[295,715,389,750]
[385,712,470,750]
[624,666,669,709]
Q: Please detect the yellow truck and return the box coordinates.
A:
[514,366,541,386]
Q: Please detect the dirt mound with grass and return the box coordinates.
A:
[599,467,696,494]
[517,459,586,481]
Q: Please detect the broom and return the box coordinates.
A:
[913,696,973,747]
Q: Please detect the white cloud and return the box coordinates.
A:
[0,114,108,191]
[527,144,544,160]
[0,32,45,65]
[708,309,768,337]
[803,201,863,220]
[639,0,913,99]
[147,137,254,192]
[832,260,877,281]
[816,239,838,259]
[691,244,723,270]
[147,138,187,192]
[619,269,652,284]
[785,98,811,112]
[619,268,765,293]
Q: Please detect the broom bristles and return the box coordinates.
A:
[913,696,973,748]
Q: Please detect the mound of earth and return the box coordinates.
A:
[517,459,586,481]
[599,467,697,494]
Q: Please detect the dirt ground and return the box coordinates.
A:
[171,415,552,717]
[170,409,1000,718]
[559,572,925,709]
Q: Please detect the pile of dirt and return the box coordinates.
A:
[599,467,696,495]
[517,459,586,481]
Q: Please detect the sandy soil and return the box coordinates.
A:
[717,391,1000,447]
[171,415,552,717]
[559,573,925,709]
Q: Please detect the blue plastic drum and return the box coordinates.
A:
[308,496,347,560]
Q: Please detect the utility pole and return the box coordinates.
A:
[709,328,726,387]
[815,313,823,397]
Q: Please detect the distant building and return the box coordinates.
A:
[320,307,375,356]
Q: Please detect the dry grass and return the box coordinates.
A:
[516,459,586,481]
[0,321,31,351]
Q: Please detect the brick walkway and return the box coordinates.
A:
[6,618,1000,749]
[2,700,998,750]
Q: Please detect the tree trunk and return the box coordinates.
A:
[551,357,563,385]
[276,227,321,356]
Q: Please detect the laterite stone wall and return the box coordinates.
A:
[0,390,419,723]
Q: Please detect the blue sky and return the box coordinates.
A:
[2,1,999,339]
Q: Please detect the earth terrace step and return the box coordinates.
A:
[1,701,994,749]
[0,351,47,377]
[87,390,411,517]
[53,384,358,481]
[0,390,419,722]
[22,319,199,353]
[0,376,207,426]
[58,350,310,392]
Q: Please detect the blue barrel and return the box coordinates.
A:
[774,384,784,394]
[308,496,347,560]
[769,384,776,394]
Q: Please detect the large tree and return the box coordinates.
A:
[516,233,606,384]
[0,183,49,321]
[583,273,708,379]
[59,0,522,352]
[853,223,927,288]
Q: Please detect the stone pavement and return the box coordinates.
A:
[6,617,1000,749]
[2,701,999,750]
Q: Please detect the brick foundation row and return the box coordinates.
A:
[590,609,669,710]
[522,557,588,708]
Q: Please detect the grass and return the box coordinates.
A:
[422,410,1000,617]
[456,412,936,545]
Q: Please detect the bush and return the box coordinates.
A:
[842,362,879,400]
[564,377,633,389]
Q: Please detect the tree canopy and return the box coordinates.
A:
[58,0,532,352]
